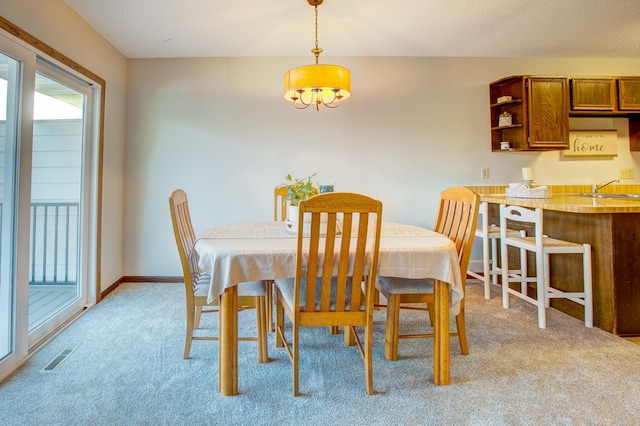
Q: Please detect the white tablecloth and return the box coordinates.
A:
[195,221,463,313]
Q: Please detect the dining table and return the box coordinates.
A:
[195,221,463,396]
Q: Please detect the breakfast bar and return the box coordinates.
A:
[467,185,640,336]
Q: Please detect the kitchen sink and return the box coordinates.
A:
[580,193,640,199]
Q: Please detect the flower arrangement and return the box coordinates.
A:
[499,111,512,117]
[283,173,318,206]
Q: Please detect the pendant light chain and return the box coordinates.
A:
[312,3,323,64]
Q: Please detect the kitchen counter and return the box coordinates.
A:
[478,193,640,213]
[466,184,640,336]
[466,184,640,213]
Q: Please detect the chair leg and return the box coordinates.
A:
[344,326,356,346]
[194,306,203,329]
[292,321,300,396]
[384,294,400,361]
[256,296,268,363]
[426,301,435,326]
[501,240,510,309]
[490,237,499,285]
[483,235,492,298]
[544,253,551,308]
[519,230,528,279]
[275,291,285,348]
[583,244,593,328]
[455,301,469,355]
[265,281,274,333]
[184,304,195,359]
[536,252,547,329]
[364,323,374,395]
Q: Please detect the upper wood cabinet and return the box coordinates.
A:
[570,77,640,112]
[619,78,640,111]
[571,78,616,111]
[490,76,569,152]
[491,75,640,152]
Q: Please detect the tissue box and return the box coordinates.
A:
[497,95,512,103]
[505,184,552,199]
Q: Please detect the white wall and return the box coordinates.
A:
[125,56,640,276]
[1,0,128,291]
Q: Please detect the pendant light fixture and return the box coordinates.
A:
[283,0,351,111]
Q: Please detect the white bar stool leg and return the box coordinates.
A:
[583,244,593,328]
[483,231,492,299]
[536,249,547,329]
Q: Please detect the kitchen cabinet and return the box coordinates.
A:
[490,76,569,152]
[570,77,640,112]
[619,78,640,111]
[570,78,616,111]
[492,75,640,152]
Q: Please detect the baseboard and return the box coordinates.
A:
[101,276,182,299]
[120,276,183,283]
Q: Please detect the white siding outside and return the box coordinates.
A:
[0,119,82,283]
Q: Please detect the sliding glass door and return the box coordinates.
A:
[27,63,92,344]
[0,28,99,380]
[0,50,20,364]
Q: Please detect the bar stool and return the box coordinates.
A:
[499,204,593,329]
[467,201,527,299]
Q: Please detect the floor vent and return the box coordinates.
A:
[42,342,81,372]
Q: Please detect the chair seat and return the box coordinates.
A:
[275,276,362,311]
[194,274,266,298]
[478,224,522,238]
[507,236,585,251]
[376,276,435,295]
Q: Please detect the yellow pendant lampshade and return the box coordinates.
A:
[283,0,351,111]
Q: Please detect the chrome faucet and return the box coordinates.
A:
[591,179,619,193]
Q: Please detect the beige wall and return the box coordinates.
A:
[126,57,640,276]
[3,1,639,279]
[1,0,127,291]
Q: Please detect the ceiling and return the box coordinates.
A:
[63,0,640,59]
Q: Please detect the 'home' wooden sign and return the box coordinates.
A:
[565,130,618,157]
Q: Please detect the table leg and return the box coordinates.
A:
[433,279,450,385]
[218,285,238,395]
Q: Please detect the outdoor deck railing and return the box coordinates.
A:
[29,202,79,285]
[0,202,78,285]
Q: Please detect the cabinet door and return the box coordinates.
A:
[527,77,569,149]
[571,78,616,111]
[619,78,640,111]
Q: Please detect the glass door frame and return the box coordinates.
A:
[26,59,95,347]
[0,20,103,381]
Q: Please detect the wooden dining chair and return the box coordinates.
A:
[262,184,293,333]
[274,192,383,396]
[375,187,479,360]
[169,189,268,362]
[274,184,289,221]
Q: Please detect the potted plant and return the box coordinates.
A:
[283,173,318,206]
[498,111,513,127]
[283,173,318,232]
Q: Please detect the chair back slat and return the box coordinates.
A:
[274,184,289,221]
[294,192,382,318]
[434,187,480,275]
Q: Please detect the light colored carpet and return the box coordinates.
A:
[1,280,640,425]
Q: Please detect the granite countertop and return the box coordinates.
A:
[466,185,640,214]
